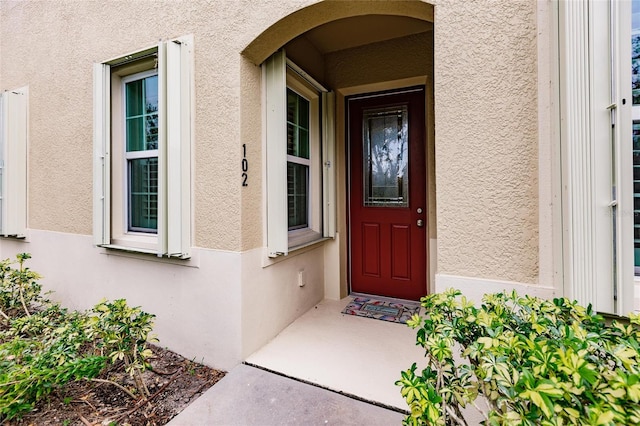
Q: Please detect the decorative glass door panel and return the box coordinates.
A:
[363,106,409,208]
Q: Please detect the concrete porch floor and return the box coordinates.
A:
[245,297,426,411]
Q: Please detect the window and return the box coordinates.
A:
[263,51,335,257]
[0,88,27,238]
[287,88,310,230]
[634,123,640,276]
[93,36,193,258]
[634,1,640,275]
[123,71,159,233]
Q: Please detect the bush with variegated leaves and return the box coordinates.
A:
[0,254,157,421]
[396,288,640,425]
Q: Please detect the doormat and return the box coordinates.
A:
[341,296,420,324]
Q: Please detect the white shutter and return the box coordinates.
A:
[264,50,288,257]
[0,89,27,237]
[322,91,336,238]
[165,35,193,258]
[93,63,111,246]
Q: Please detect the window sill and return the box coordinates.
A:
[0,234,27,240]
[110,233,158,252]
[262,234,331,268]
[288,228,322,249]
[290,235,330,253]
[98,244,197,267]
[99,243,158,256]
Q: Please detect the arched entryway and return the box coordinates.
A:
[240,0,436,411]
[243,1,436,302]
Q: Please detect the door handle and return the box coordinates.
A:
[417,219,424,227]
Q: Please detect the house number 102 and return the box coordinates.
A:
[242,144,248,187]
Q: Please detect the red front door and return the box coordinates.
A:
[347,88,427,301]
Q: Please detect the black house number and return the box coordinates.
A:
[241,144,248,187]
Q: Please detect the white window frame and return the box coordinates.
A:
[0,87,28,238]
[263,51,335,257]
[122,70,159,235]
[286,79,320,239]
[93,35,194,258]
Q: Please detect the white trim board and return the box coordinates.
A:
[435,274,557,305]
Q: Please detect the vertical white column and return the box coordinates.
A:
[560,0,617,313]
[560,0,596,306]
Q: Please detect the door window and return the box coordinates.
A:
[362,106,409,208]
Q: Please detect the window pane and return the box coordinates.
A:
[298,93,309,128]
[287,162,308,229]
[145,114,158,150]
[126,117,144,152]
[362,105,409,207]
[287,122,297,157]
[286,89,309,159]
[144,76,158,113]
[126,75,158,152]
[129,157,158,232]
[126,80,143,116]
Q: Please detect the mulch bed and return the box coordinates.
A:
[4,344,226,426]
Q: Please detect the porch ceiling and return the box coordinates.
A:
[302,15,433,54]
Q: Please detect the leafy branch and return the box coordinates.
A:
[0,254,159,421]
[397,289,640,425]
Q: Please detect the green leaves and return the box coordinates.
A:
[0,254,158,421]
[0,305,107,420]
[397,289,640,425]
[89,298,156,396]
[0,254,44,321]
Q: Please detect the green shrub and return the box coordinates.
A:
[0,253,44,321]
[0,254,158,420]
[0,294,106,420]
[396,288,640,425]
[87,298,157,396]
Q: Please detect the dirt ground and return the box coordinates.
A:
[5,345,226,426]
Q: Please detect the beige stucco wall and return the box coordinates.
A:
[1,0,355,253]
[0,0,548,368]
[0,0,335,368]
[1,0,250,251]
[0,0,436,254]
[433,0,539,284]
[0,0,542,281]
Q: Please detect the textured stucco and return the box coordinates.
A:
[241,1,434,65]
[0,0,549,368]
[0,0,253,250]
[0,0,436,254]
[433,0,539,284]
[325,32,432,91]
